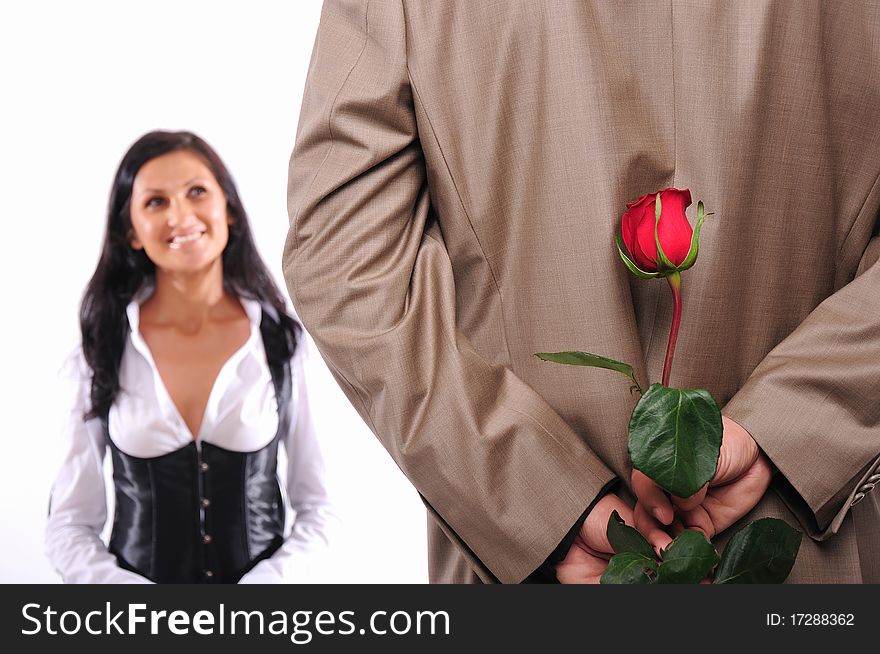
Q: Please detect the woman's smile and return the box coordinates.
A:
[168,229,206,249]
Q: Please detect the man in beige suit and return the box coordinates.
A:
[284,0,880,583]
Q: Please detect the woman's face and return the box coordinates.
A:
[129,149,230,275]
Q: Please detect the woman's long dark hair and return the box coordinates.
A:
[81,130,300,420]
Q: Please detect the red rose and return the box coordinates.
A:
[621,188,693,272]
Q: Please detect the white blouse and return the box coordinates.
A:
[45,295,335,583]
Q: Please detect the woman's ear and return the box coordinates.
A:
[128,229,143,250]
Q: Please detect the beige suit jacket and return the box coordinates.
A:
[285,0,880,583]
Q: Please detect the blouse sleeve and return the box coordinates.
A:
[44,348,153,584]
[238,335,338,583]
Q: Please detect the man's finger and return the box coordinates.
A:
[670,519,685,538]
[675,503,716,540]
[631,470,674,525]
[699,458,773,535]
[634,501,673,557]
[582,493,635,554]
[671,483,708,511]
[556,541,609,584]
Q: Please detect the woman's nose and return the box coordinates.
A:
[166,198,195,227]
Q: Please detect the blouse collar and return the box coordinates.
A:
[125,285,263,334]
[125,286,264,348]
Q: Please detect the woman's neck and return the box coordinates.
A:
[142,262,240,333]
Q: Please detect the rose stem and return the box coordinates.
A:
[661,271,682,387]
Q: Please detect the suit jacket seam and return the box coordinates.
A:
[644,2,676,385]
[405,68,515,368]
[670,0,677,187]
[289,0,378,434]
[289,0,371,259]
[838,166,880,260]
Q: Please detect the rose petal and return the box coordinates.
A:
[657,189,693,265]
[634,200,660,268]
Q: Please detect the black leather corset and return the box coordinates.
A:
[105,307,293,583]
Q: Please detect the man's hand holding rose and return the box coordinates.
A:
[632,416,774,554]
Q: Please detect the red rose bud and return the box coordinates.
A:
[621,188,693,273]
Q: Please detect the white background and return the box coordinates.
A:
[0,1,427,583]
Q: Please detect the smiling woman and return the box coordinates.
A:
[45,131,336,584]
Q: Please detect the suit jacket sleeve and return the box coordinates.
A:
[723,223,880,540]
[284,0,615,583]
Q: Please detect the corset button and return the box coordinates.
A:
[203,534,213,544]
[200,462,210,472]
[205,570,214,579]
[201,498,211,508]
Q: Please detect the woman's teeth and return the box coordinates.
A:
[168,232,203,249]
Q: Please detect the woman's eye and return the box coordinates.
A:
[145,197,165,209]
[189,185,207,198]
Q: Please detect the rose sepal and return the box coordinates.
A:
[675,200,708,272]
[652,193,679,274]
[615,232,662,279]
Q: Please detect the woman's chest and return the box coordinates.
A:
[111,329,281,458]
[140,320,251,438]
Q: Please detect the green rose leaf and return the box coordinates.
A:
[656,529,720,584]
[628,383,722,498]
[535,351,643,395]
[714,518,802,584]
[600,552,657,585]
[606,510,656,560]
